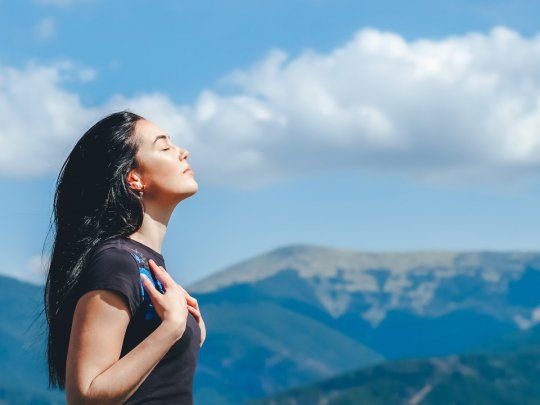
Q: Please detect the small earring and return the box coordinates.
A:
[139,184,145,197]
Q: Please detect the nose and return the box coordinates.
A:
[179,148,189,160]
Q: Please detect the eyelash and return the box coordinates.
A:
[162,147,171,151]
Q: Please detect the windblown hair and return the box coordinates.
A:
[43,110,146,389]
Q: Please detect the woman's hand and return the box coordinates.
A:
[141,259,189,340]
[181,288,206,348]
[152,262,206,348]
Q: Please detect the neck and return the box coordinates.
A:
[127,199,176,255]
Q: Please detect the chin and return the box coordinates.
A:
[179,182,199,196]
[187,177,198,191]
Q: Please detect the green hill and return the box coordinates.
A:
[249,344,540,404]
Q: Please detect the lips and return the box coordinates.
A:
[183,166,194,175]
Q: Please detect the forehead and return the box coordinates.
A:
[135,119,169,148]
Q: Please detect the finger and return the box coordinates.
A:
[188,307,202,318]
[153,260,176,287]
[183,292,198,305]
[176,283,188,295]
[187,305,201,321]
[187,304,201,318]
[182,288,196,305]
[186,299,199,312]
[141,274,162,302]
[187,305,200,315]
[148,259,173,290]
[186,295,199,309]
[158,265,174,290]
[177,285,197,306]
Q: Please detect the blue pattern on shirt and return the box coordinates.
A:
[127,248,165,322]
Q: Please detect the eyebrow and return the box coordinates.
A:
[152,134,171,145]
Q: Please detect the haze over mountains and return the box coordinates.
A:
[3,244,540,403]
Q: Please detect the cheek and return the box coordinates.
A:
[150,158,182,186]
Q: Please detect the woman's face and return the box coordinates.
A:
[129,119,198,203]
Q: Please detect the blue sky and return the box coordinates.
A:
[2,0,540,286]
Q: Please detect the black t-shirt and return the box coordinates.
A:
[74,235,201,404]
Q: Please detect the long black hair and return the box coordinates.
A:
[43,110,146,389]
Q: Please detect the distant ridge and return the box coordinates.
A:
[188,244,537,296]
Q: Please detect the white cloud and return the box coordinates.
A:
[3,26,540,189]
[0,58,98,177]
[35,17,56,40]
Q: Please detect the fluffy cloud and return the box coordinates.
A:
[214,25,540,187]
[2,26,540,189]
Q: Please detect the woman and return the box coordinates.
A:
[43,110,206,404]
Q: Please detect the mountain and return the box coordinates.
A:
[188,245,540,403]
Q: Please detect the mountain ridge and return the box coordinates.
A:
[188,244,539,295]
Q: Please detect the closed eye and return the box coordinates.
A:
[162,148,171,151]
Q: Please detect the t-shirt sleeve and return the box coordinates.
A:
[77,246,141,318]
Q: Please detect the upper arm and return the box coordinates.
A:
[66,289,131,403]
[65,246,141,402]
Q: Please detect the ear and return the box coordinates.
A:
[126,169,144,192]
